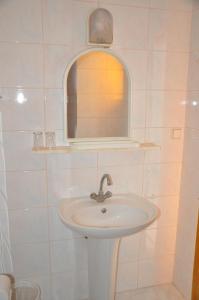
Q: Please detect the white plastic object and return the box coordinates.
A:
[0,275,11,300]
[13,281,41,300]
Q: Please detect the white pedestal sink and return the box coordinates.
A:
[59,194,159,300]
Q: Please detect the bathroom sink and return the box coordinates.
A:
[59,194,159,238]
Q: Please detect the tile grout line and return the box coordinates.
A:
[40,0,53,296]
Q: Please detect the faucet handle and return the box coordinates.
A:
[104,191,112,199]
[90,192,98,200]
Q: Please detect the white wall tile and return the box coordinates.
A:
[192,0,199,10]
[98,150,144,167]
[45,89,64,131]
[186,92,199,129]
[53,130,66,146]
[44,45,72,88]
[12,243,50,277]
[188,52,199,91]
[149,10,191,51]
[147,52,189,90]
[182,128,199,170]
[0,147,7,197]
[132,129,146,143]
[3,132,45,171]
[0,88,44,131]
[132,91,147,128]
[145,128,184,164]
[10,207,49,244]
[6,171,47,210]
[72,1,97,47]
[47,168,98,204]
[191,9,199,51]
[100,0,150,7]
[103,5,148,49]
[98,165,144,195]
[150,0,193,11]
[139,227,176,259]
[138,255,174,288]
[143,163,181,197]
[0,0,42,42]
[47,152,98,170]
[117,262,138,292]
[175,212,197,266]
[180,168,199,201]
[43,0,72,44]
[0,43,43,88]
[146,90,186,128]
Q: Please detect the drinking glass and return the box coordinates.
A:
[33,131,44,149]
[45,132,56,148]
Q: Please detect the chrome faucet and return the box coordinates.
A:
[90,174,113,203]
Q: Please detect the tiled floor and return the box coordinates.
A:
[116,284,185,300]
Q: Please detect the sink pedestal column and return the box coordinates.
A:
[87,238,121,300]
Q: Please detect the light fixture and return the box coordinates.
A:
[88,8,113,46]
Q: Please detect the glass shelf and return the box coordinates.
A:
[32,142,159,153]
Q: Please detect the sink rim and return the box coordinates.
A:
[59,193,160,238]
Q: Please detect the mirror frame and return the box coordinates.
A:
[63,47,134,148]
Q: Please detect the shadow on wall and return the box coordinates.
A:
[0,112,13,274]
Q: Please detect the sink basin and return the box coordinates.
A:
[59,193,159,300]
[59,194,159,238]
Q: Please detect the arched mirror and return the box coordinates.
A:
[64,49,131,143]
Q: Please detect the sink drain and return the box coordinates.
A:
[101,208,107,214]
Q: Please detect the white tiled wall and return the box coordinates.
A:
[0,0,192,299]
